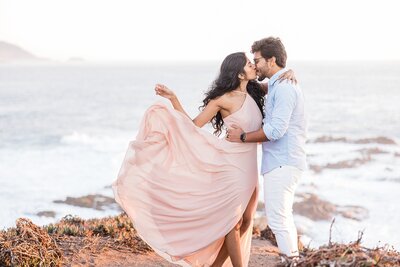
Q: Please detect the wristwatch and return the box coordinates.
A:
[240,132,247,142]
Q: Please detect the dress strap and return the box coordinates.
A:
[232,90,247,95]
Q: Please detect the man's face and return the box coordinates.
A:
[253,51,270,81]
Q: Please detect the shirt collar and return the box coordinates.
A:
[268,68,287,87]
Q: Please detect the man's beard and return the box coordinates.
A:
[257,75,266,82]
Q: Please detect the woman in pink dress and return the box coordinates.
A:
[113,52,290,266]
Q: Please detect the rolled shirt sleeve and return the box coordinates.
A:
[262,83,297,141]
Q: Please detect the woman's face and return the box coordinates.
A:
[243,58,257,80]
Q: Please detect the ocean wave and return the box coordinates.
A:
[60,131,130,151]
[60,131,104,146]
[376,177,400,183]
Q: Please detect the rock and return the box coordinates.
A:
[313,136,348,143]
[54,194,121,211]
[36,211,56,218]
[357,148,389,155]
[253,216,268,232]
[256,201,265,211]
[0,41,39,62]
[355,137,396,145]
[293,193,368,221]
[309,155,373,173]
[311,135,396,145]
[337,205,369,221]
[294,193,337,220]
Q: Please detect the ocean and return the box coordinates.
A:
[0,61,399,249]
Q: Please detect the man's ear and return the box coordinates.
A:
[270,56,276,65]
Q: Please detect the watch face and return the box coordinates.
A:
[240,133,245,142]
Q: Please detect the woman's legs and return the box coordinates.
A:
[211,219,242,267]
[211,189,257,267]
[225,219,243,267]
[240,189,257,236]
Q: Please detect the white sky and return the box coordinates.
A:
[1,0,399,62]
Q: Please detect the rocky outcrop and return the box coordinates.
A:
[0,41,41,62]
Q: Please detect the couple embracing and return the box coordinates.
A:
[113,37,307,267]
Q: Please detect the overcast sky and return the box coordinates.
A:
[1,0,399,62]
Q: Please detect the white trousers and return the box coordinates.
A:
[263,165,302,256]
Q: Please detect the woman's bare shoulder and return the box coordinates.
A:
[210,93,229,105]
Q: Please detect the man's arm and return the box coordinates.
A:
[262,84,296,141]
[226,126,268,143]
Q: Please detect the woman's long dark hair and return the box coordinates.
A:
[200,52,265,136]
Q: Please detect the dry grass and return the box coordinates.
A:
[255,221,399,267]
[0,218,63,266]
[281,231,400,267]
[1,214,399,267]
[0,213,151,267]
[45,213,151,252]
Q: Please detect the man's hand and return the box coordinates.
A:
[226,125,244,143]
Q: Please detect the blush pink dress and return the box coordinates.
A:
[113,93,262,266]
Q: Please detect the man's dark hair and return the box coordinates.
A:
[251,37,287,68]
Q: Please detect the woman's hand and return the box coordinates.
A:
[155,84,176,100]
[278,69,297,84]
[155,83,192,121]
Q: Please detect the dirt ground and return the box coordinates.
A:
[64,238,280,267]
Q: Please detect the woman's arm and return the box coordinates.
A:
[155,84,221,128]
[278,69,297,84]
[155,84,190,117]
[192,99,221,128]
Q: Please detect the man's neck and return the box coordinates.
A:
[268,66,283,79]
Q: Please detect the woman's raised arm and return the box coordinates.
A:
[155,84,221,128]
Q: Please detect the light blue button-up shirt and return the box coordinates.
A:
[261,68,307,174]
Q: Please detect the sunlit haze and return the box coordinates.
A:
[1,0,399,62]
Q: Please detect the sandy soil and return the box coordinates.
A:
[64,238,280,267]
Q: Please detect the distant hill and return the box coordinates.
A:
[0,41,42,62]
